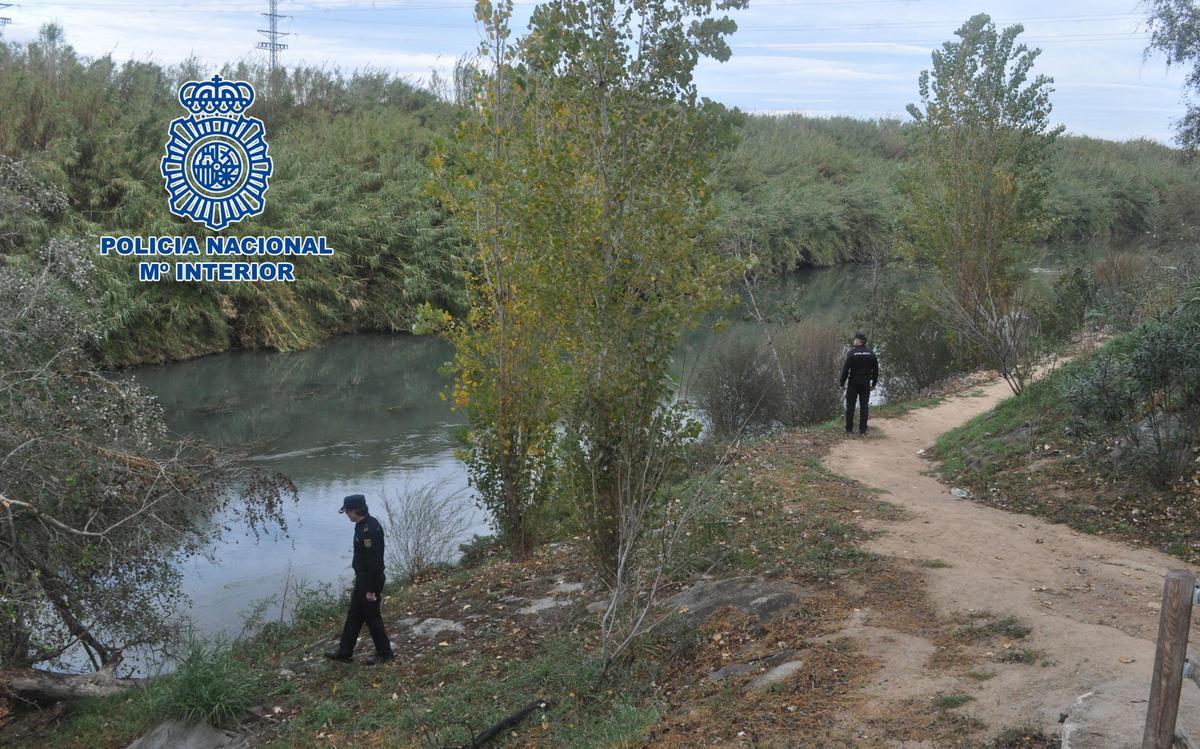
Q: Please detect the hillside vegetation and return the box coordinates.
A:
[2,26,1198,366]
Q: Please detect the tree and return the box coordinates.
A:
[904,13,1062,394]
[0,213,294,672]
[432,1,560,560]
[1145,0,1200,150]
[518,0,746,587]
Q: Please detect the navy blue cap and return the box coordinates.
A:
[853,332,867,344]
[339,494,367,514]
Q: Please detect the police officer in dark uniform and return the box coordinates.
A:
[839,332,879,435]
[324,494,394,665]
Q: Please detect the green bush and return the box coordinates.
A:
[1035,265,1099,345]
[694,322,844,434]
[1061,300,1200,486]
[869,290,968,398]
[143,637,261,726]
[694,331,779,434]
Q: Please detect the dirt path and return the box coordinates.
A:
[825,378,1200,748]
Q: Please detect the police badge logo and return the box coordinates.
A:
[160,75,272,231]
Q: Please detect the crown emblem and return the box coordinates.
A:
[178,75,256,117]
[160,76,272,230]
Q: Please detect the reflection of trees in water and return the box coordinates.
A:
[133,334,461,478]
[134,268,931,481]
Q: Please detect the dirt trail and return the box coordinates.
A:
[825,378,1200,748]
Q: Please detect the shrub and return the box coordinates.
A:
[775,322,845,425]
[1036,266,1098,345]
[457,533,502,569]
[695,322,845,433]
[870,291,967,398]
[143,637,259,726]
[694,331,780,434]
[382,482,473,582]
[1062,303,1200,487]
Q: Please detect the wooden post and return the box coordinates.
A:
[1143,569,1196,749]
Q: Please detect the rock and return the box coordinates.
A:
[660,576,809,629]
[706,663,758,682]
[745,659,806,692]
[125,720,249,749]
[708,650,801,683]
[517,597,571,615]
[277,668,295,679]
[408,618,465,638]
[586,600,609,614]
[550,582,585,595]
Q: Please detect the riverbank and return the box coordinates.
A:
[14,336,1200,746]
[7,387,1065,749]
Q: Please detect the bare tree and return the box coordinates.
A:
[0,238,294,675]
[382,482,473,582]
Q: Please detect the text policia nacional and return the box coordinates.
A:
[99,235,334,283]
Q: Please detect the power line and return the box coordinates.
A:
[256,0,290,78]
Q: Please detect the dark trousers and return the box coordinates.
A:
[337,580,392,657]
[845,379,871,433]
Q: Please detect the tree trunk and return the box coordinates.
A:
[1,659,142,702]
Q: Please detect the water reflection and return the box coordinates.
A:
[135,334,482,637]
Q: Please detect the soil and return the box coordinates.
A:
[825,377,1200,748]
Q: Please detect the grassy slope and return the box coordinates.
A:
[933,340,1200,564]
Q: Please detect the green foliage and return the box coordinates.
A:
[139,637,261,727]
[868,287,973,398]
[517,0,747,583]
[715,115,902,270]
[434,2,561,560]
[1145,0,1200,150]
[1035,265,1098,344]
[0,25,465,366]
[1061,299,1200,486]
[903,13,1063,394]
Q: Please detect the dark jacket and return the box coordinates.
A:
[840,345,879,389]
[351,514,386,595]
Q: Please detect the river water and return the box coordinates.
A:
[133,265,881,638]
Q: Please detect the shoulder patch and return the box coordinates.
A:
[363,538,372,549]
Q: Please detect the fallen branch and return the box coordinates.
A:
[454,699,550,749]
[0,659,143,702]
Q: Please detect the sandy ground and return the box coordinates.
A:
[824,378,1200,748]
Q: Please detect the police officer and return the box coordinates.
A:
[324,494,394,665]
[839,332,879,435]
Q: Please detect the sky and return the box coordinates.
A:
[1,0,1191,143]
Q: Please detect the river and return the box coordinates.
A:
[132,264,888,639]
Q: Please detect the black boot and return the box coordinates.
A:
[323,650,353,663]
[364,652,393,666]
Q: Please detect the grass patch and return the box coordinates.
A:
[934,693,976,710]
[955,613,1032,643]
[983,725,1060,747]
[920,558,953,569]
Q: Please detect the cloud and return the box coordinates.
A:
[737,42,933,56]
[0,0,1189,142]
